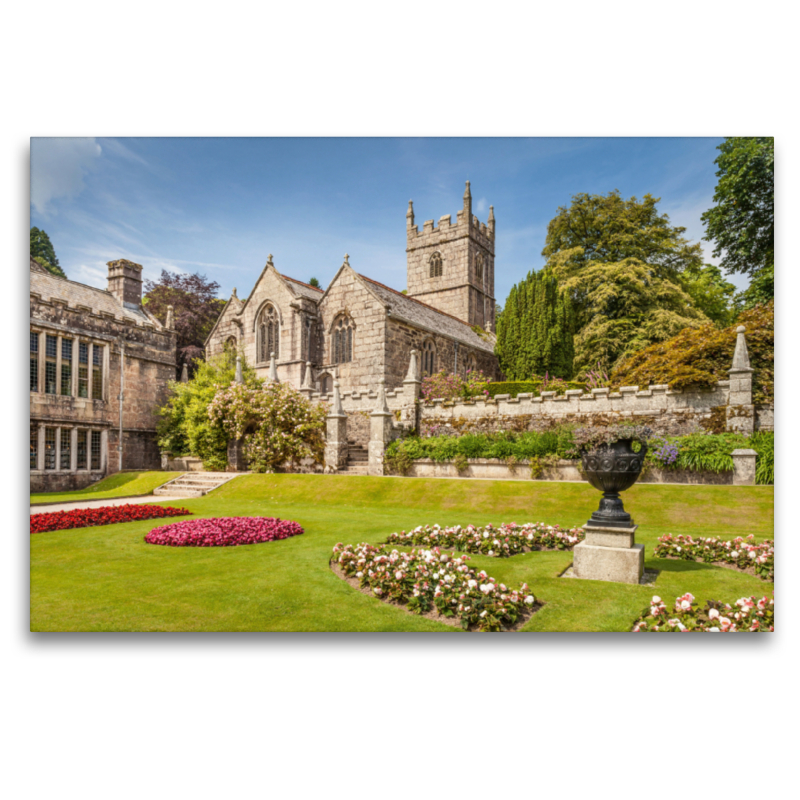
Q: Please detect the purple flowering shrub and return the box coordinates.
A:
[650,439,679,467]
[332,542,536,631]
[386,522,584,556]
[145,516,303,547]
[654,533,774,581]
[633,592,773,632]
[421,369,489,403]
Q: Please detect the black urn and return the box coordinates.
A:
[581,439,648,528]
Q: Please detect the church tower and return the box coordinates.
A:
[405,181,496,331]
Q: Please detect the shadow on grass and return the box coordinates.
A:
[647,558,718,574]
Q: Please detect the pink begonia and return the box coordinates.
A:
[145,517,302,547]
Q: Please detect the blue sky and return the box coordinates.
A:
[30,136,745,305]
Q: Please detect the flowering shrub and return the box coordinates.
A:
[386,522,584,556]
[332,542,536,631]
[531,372,570,395]
[30,504,192,534]
[633,592,774,632]
[421,369,489,403]
[208,381,326,473]
[145,516,303,547]
[654,533,774,581]
[649,438,679,467]
[584,363,611,390]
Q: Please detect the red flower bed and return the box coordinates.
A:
[144,517,303,547]
[30,504,192,534]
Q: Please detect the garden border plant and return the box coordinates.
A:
[145,516,303,547]
[654,533,774,581]
[30,504,192,535]
[632,592,773,632]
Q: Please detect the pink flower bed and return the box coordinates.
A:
[654,533,774,581]
[633,592,774,632]
[144,517,303,547]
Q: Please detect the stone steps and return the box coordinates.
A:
[153,472,238,497]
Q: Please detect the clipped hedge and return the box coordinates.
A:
[611,302,773,404]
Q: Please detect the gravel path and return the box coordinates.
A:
[30,495,193,515]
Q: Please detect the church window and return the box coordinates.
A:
[475,253,484,282]
[60,429,71,469]
[61,339,73,396]
[78,343,89,398]
[422,340,436,376]
[30,332,39,391]
[44,428,56,470]
[258,304,280,363]
[429,252,443,278]
[92,345,103,400]
[332,316,353,365]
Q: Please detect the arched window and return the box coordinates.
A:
[332,315,354,364]
[466,353,477,376]
[475,252,484,282]
[422,339,436,376]
[429,252,443,278]
[224,335,237,350]
[258,303,279,363]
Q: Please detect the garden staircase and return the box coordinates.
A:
[340,444,369,476]
[153,471,239,498]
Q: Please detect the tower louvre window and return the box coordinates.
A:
[429,252,443,278]
[475,253,484,282]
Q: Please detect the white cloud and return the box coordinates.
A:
[31,138,102,215]
[476,197,488,214]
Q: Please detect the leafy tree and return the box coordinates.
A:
[156,350,261,470]
[542,191,710,375]
[143,270,226,377]
[679,262,737,327]
[701,137,774,282]
[308,277,321,288]
[30,227,66,278]
[495,270,575,380]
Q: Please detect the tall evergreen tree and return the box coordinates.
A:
[30,227,66,278]
[495,270,575,380]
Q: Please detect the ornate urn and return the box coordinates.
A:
[581,439,648,529]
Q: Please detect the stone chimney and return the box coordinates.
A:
[107,259,143,306]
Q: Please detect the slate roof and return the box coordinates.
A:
[359,275,496,354]
[282,274,324,301]
[30,265,161,328]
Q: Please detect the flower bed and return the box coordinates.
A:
[385,522,584,557]
[144,516,303,547]
[332,542,537,632]
[30,504,192,534]
[633,592,774,632]
[653,533,774,581]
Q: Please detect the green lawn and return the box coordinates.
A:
[30,471,183,505]
[29,474,774,632]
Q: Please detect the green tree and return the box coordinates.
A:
[679,262,737,327]
[495,270,575,380]
[701,137,774,282]
[30,227,66,278]
[308,277,321,288]
[156,350,261,470]
[542,191,710,375]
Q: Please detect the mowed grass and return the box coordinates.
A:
[30,471,182,505]
[30,474,774,632]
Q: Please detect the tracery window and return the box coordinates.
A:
[422,339,436,376]
[429,252,443,278]
[475,253,484,282]
[332,315,353,365]
[258,304,280,363]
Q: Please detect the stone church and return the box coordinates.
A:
[205,182,499,393]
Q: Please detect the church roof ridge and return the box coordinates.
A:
[281,274,324,293]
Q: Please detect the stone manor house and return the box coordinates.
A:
[30,256,176,492]
[205,182,500,393]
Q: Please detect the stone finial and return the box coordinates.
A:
[404,349,420,383]
[180,362,189,383]
[343,254,350,266]
[235,355,243,384]
[301,361,313,390]
[406,200,414,227]
[165,304,174,330]
[232,287,238,298]
[267,254,274,267]
[268,351,279,383]
[488,205,495,222]
[374,378,390,415]
[730,325,753,372]
[331,380,345,416]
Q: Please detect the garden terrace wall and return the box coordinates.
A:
[404,458,738,485]
[419,383,733,437]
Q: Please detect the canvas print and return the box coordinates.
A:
[29,137,774,632]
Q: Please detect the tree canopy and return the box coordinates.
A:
[143,270,226,377]
[30,227,66,278]
[495,270,575,380]
[542,190,713,375]
[701,137,774,281]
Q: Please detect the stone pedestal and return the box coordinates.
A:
[731,449,757,485]
[573,525,644,585]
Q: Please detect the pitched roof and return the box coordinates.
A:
[282,274,324,301]
[358,275,496,353]
[30,265,160,328]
